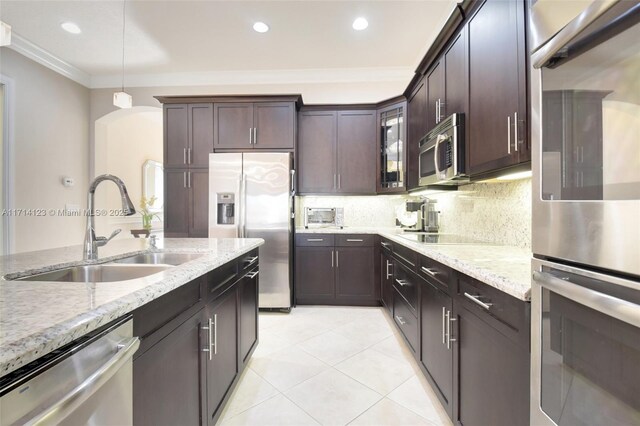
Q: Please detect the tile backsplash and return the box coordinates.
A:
[296,177,532,248]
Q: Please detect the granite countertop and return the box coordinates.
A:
[295,226,395,234]
[0,237,264,378]
[296,226,531,301]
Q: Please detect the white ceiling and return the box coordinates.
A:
[0,1,457,88]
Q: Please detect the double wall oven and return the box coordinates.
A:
[530,1,640,425]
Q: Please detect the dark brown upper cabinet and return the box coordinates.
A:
[164,103,214,168]
[407,77,428,191]
[214,102,295,151]
[377,101,407,193]
[467,0,528,177]
[164,169,208,238]
[443,28,468,121]
[427,61,445,133]
[298,108,376,195]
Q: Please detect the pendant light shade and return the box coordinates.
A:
[113,0,132,109]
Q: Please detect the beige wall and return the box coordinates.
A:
[0,48,90,253]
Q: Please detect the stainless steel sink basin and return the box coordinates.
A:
[111,252,203,266]
[14,264,172,283]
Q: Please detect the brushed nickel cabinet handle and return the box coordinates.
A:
[421,266,439,277]
[249,128,253,145]
[202,318,213,360]
[464,292,493,310]
[514,112,519,152]
[446,310,456,349]
[395,278,408,287]
[442,306,446,345]
[336,250,339,268]
[183,148,187,164]
[213,314,217,355]
[507,116,511,154]
[253,127,257,145]
[386,260,393,279]
[395,315,407,325]
[346,239,364,242]
[307,238,324,242]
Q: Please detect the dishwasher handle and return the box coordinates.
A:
[26,336,140,426]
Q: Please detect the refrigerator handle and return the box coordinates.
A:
[290,169,296,195]
[242,173,248,238]
[237,174,243,238]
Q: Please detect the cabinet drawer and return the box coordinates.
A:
[239,249,259,272]
[418,255,451,292]
[380,238,393,253]
[393,243,418,270]
[335,234,374,247]
[457,274,529,339]
[208,261,239,300]
[393,261,418,315]
[393,289,419,355]
[295,234,335,247]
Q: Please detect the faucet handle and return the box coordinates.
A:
[96,229,121,247]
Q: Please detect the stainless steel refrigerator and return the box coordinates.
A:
[209,153,293,310]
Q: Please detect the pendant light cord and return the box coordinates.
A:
[121,0,126,92]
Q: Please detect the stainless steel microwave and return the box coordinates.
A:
[418,113,468,186]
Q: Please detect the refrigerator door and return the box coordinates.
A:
[209,153,243,238]
[244,153,292,309]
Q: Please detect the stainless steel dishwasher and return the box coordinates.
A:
[0,317,139,425]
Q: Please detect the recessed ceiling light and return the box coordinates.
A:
[253,22,269,33]
[352,17,368,31]
[61,22,81,34]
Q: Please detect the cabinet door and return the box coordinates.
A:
[427,61,445,133]
[239,268,258,365]
[377,103,406,193]
[189,103,214,167]
[443,28,468,119]
[133,309,207,426]
[164,104,189,168]
[454,301,530,426]
[189,169,209,238]
[335,247,375,302]
[298,111,337,193]
[381,251,394,313]
[295,246,335,303]
[336,110,376,194]
[420,279,453,417]
[164,169,190,237]
[214,103,254,150]
[206,288,239,425]
[407,77,428,190]
[468,0,526,175]
[253,102,295,150]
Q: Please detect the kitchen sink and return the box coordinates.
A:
[111,252,204,266]
[14,264,172,283]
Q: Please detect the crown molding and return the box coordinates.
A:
[8,32,91,87]
[89,67,413,89]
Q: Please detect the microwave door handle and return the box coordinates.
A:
[533,271,640,328]
[433,137,440,177]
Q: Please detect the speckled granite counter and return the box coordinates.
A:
[295,226,396,234]
[0,237,263,378]
[296,226,531,301]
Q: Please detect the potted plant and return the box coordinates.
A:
[140,196,161,231]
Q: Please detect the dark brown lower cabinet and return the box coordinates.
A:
[133,309,207,426]
[295,246,335,303]
[453,299,530,426]
[380,250,393,313]
[239,267,259,365]
[335,246,375,303]
[206,286,238,425]
[164,168,209,238]
[420,278,454,418]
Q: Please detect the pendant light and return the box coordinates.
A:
[113,0,132,108]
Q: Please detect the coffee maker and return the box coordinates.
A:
[396,200,425,231]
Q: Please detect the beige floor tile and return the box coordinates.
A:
[251,330,294,358]
[299,331,370,366]
[249,346,329,391]
[349,397,433,426]
[387,376,452,426]
[335,349,415,395]
[218,368,280,421]
[284,369,382,426]
[332,316,394,348]
[220,394,319,426]
[370,334,416,363]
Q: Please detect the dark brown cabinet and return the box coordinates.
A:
[377,101,407,193]
[443,28,468,121]
[205,286,238,425]
[164,103,213,168]
[214,102,295,151]
[467,0,528,176]
[420,278,454,417]
[295,234,376,305]
[239,267,259,365]
[133,309,206,426]
[164,169,208,238]
[407,77,428,190]
[297,109,376,194]
[380,250,393,313]
[427,61,445,133]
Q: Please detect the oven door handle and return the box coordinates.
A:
[433,134,446,178]
[25,337,140,425]
[533,271,640,327]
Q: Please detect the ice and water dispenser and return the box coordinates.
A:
[217,193,235,225]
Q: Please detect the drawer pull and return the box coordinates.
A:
[395,278,409,287]
[421,266,440,277]
[395,253,415,267]
[346,239,364,242]
[245,270,259,279]
[395,315,407,325]
[386,260,393,279]
[381,241,391,249]
[464,292,493,310]
[307,238,324,242]
[244,256,259,266]
[442,307,446,345]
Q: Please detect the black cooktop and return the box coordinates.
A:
[399,233,487,245]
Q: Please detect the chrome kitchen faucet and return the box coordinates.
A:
[83,174,136,261]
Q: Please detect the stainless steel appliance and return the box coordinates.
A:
[0,318,139,425]
[422,198,440,233]
[418,113,468,186]
[303,207,344,228]
[396,199,425,231]
[530,1,640,424]
[209,153,293,310]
